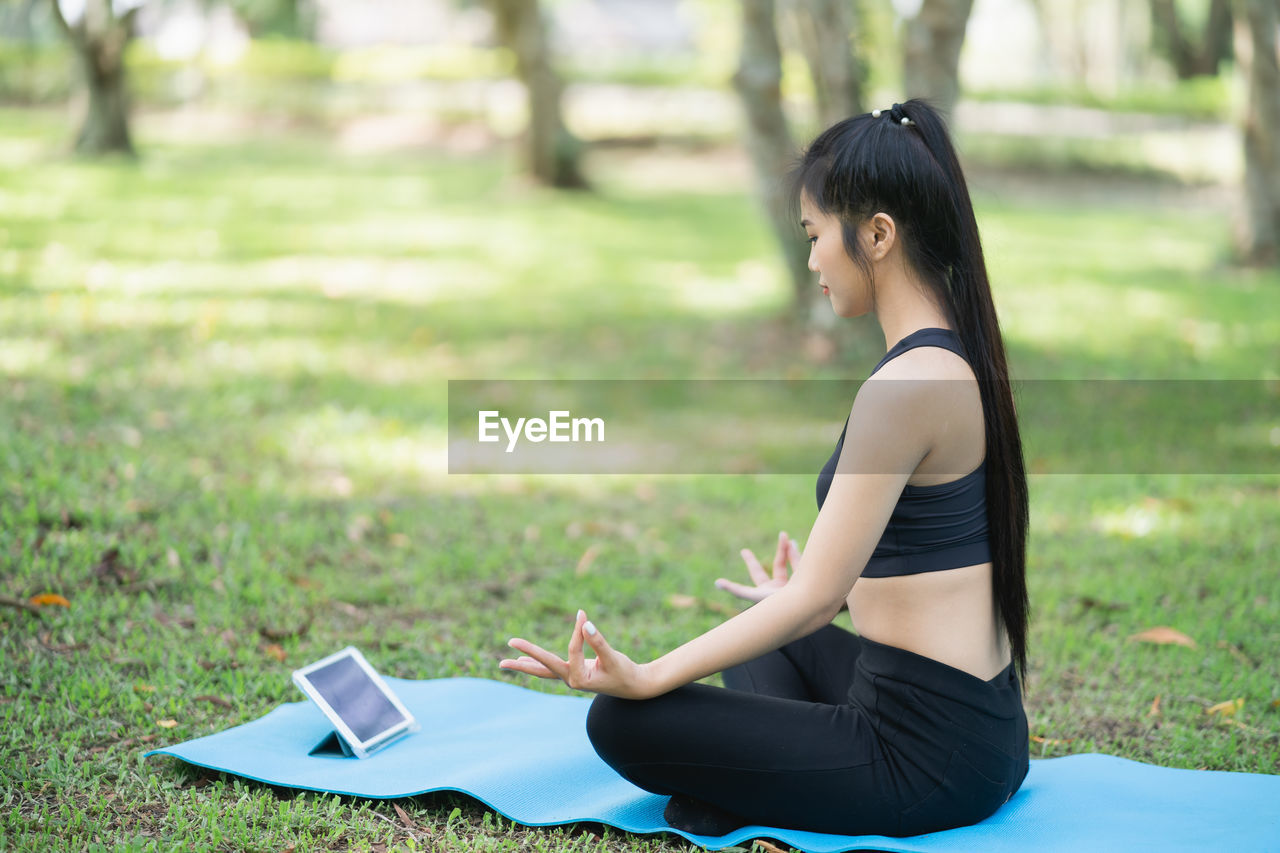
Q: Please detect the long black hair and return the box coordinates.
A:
[783,98,1031,687]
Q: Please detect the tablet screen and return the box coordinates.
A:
[304,654,407,744]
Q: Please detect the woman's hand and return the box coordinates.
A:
[499,610,657,700]
[714,530,800,603]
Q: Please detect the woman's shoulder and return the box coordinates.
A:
[866,343,976,383]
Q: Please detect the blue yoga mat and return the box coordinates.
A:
[145,676,1280,852]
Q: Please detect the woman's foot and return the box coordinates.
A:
[662,792,750,836]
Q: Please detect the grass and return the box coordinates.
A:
[1,103,1278,851]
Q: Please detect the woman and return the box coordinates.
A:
[498,99,1031,838]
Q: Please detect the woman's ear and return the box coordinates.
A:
[866,212,896,261]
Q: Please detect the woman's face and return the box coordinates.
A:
[800,193,872,318]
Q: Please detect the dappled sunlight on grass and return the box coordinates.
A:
[29,254,501,305]
[270,404,448,497]
[0,336,55,373]
[1091,499,1188,539]
[653,256,789,315]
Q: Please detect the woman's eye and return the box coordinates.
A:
[807,236,817,246]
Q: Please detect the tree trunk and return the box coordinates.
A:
[1199,0,1235,75]
[487,0,588,190]
[732,0,819,330]
[1149,0,1198,78]
[782,0,865,129]
[1233,0,1280,266]
[1150,0,1234,78]
[901,0,974,120]
[49,0,137,157]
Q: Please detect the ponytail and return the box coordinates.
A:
[784,98,1032,687]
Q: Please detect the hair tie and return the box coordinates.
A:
[871,104,915,127]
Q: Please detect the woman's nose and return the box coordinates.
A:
[807,250,819,273]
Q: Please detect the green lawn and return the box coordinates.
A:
[1,105,1277,852]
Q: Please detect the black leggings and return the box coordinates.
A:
[586,623,1029,837]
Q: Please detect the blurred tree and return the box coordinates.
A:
[1233,0,1279,266]
[486,0,588,189]
[226,0,315,40]
[901,0,973,119]
[48,0,140,156]
[733,0,812,325]
[781,0,865,127]
[1149,0,1233,78]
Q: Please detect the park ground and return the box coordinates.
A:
[1,103,1278,851]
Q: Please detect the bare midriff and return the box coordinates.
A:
[845,561,1012,682]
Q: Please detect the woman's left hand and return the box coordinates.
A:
[499,610,657,700]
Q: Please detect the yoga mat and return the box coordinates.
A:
[145,676,1280,852]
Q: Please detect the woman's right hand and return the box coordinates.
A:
[714,531,801,603]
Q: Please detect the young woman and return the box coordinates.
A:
[498,99,1031,838]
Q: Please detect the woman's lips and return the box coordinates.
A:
[821,284,829,293]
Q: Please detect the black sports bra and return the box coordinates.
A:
[815,327,991,577]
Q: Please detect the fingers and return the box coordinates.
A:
[505,638,568,681]
[567,609,586,685]
[580,614,612,661]
[713,578,764,602]
[740,547,770,587]
[498,655,556,679]
[787,535,802,568]
[773,531,789,581]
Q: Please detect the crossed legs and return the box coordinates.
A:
[585,624,896,836]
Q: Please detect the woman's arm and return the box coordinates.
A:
[646,577,842,695]
[645,376,935,696]
[501,372,935,700]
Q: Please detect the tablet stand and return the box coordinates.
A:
[308,730,355,757]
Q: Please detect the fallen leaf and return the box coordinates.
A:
[390,533,410,548]
[1128,626,1197,648]
[754,841,789,853]
[262,643,286,662]
[667,593,698,609]
[392,802,416,830]
[133,684,156,695]
[1077,595,1128,612]
[194,694,232,710]
[1030,735,1075,745]
[1205,698,1244,717]
[1147,694,1162,717]
[92,547,138,586]
[156,719,178,728]
[575,543,602,576]
[1215,640,1256,667]
[28,593,70,608]
[1271,699,1279,709]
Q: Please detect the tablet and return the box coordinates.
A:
[291,646,417,759]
